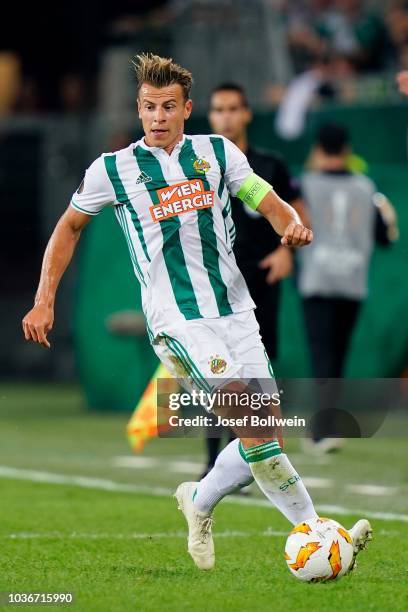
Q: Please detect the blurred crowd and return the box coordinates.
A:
[1,0,408,116]
[285,0,408,75]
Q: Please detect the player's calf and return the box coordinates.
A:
[240,438,318,525]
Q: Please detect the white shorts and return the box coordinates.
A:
[151,310,275,394]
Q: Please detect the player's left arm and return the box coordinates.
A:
[237,173,313,247]
[222,137,312,247]
[258,188,313,247]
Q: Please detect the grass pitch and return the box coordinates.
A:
[0,383,407,611]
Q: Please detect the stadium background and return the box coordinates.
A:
[0,2,407,610]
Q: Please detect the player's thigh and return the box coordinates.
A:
[152,319,241,393]
[228,311,282,445]
[229,310,276,384]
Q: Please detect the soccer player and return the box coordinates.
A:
[22,53,371,571]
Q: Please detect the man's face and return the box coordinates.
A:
[208,90,252,143]
[138,83,192,150]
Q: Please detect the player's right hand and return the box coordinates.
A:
[22,304,54,349]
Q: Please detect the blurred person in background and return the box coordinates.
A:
[396,68,408,93]
[286,0,335,73]
[287,0,388,74]
[278,0,391,139]
[298,122,398,453]
[275,51,342,140]
[386,0,408,67]
[392,1,408,94]
[203,83,304,477]
[318,0,388,72]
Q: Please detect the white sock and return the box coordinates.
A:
[244,441,318,525]
[193,439,254,514]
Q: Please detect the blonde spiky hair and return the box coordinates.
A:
[133,53,193,101]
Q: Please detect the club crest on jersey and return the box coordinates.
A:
[209,355,227,375]
[150,179,214,222]
[192,157,211,174]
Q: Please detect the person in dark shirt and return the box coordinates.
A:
[199,83,304,477]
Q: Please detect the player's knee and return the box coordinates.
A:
[240,437,280,449]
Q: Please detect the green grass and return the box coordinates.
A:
[0,383,407,611]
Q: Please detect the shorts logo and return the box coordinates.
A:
[193,158,211,174]
[209,355,227,375]
[150,179,214,222]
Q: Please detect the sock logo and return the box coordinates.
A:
[279,474,301,492]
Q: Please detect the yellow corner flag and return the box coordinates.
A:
[126,363,178,452]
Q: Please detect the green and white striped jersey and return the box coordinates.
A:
[70,134,256,336]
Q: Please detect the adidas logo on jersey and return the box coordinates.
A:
[136,171,152,184]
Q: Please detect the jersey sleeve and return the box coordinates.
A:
[70,155,115,216]
[222,137,254,197]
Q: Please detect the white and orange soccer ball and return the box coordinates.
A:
[284,517,354,582]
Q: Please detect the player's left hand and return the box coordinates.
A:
[281,222,313,247]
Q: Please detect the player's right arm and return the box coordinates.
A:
[22,154,115,348]
[22,208,92,348]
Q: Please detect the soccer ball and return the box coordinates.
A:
[284,517,354,582]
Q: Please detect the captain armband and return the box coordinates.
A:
[236,173,273,211]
